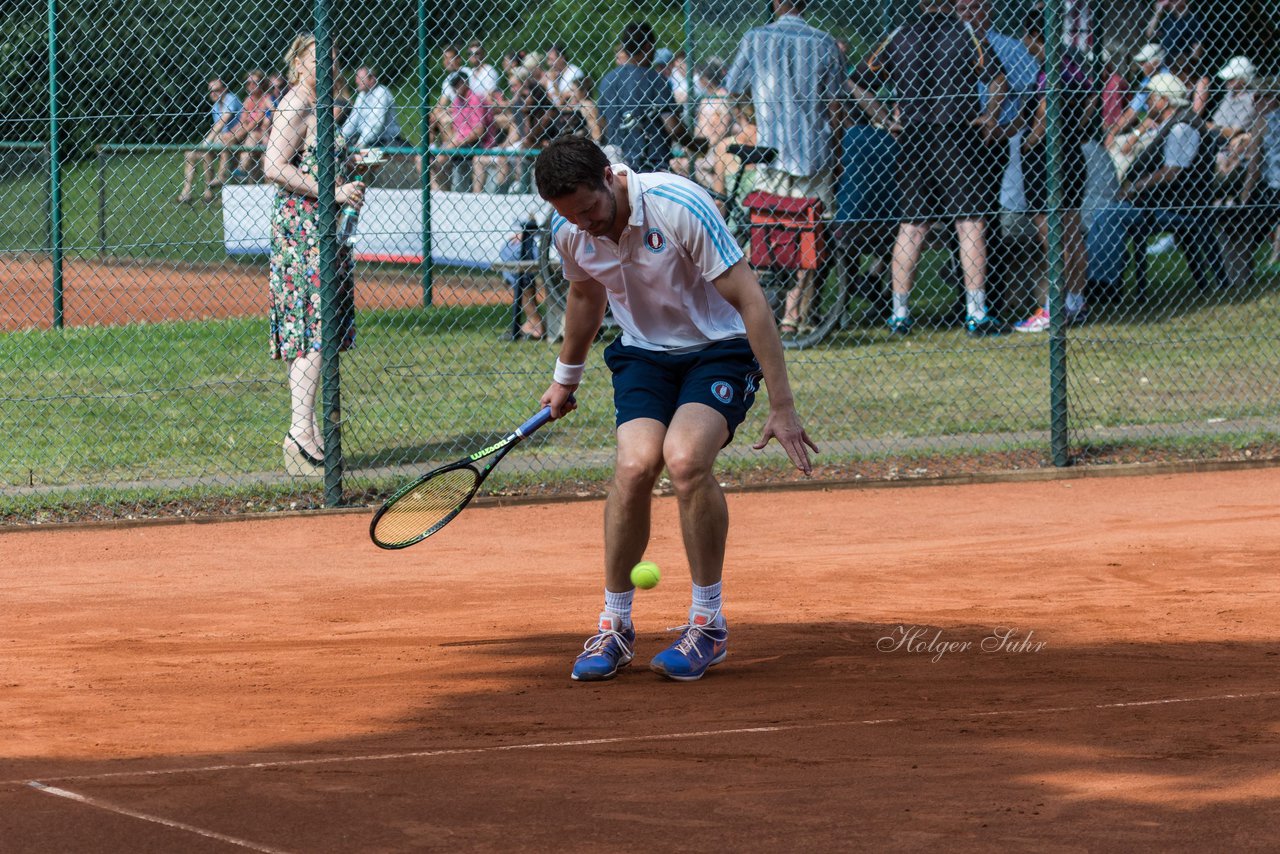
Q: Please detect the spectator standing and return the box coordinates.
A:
[653,47,677,95]
[432,46,470,132]
[545,45,585,105]
[1145,0,1204,67]
[262,33,365,475]
[725,0,844,336]
[445,73,498,192]
[438,46,469,103]
[956,0,1038,321]
[1011,19,1096,332]
[597,22,690,173]
[431,72,488,191]
[177,76,241,204]
[1098,44,1131,136]
[342,66,404,149]
[848,0,1008,336]
[667,51,701,105]
[512,66,562,149]
[467,42,502,98]
[1061,0,1094,59]
[226,70,272,180]
[561,79,605,143]
[268,73,288,106]
[1086,73,1223,302]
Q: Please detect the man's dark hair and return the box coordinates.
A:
[534,135,610,200]
[620,22,656,61]
[1022,12,1046,42]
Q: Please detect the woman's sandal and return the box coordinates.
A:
[283,434,323,478]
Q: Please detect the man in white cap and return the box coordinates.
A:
[1086,71,1224,303]
[1209,56,1258,143]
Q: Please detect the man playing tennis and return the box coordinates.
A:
[535,135,817,682]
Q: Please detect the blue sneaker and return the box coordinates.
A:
[886,315,914,336]
[965,315,1005,337]
[649,607,728,682]
[571,612,635,682]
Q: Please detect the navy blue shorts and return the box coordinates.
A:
[604,337,763,442]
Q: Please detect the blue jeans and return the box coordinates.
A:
[1087,203,1224,293]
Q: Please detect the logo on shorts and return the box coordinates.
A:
[711,381,733,404]
[644,228,666,253]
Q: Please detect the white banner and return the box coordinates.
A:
[222,185,548,268]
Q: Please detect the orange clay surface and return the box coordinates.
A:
[1,256,506,331]
[2,467,1279,852]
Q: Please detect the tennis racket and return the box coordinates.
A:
[369,398,573,549]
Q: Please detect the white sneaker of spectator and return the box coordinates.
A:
[1013,307,1052,333]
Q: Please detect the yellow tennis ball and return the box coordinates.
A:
[631,561,661,590]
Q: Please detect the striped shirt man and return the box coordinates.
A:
[724,12,844,178]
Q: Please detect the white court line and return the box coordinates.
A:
[26,782,293,854]
[9,689,1279,789]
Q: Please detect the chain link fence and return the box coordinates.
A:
[2,0,1278,521]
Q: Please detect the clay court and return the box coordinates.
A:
[0,256,510,331]
[3,466,1278,852]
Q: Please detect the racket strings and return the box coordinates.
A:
[372,467,478,546]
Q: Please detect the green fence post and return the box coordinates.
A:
[42,144,52,252]
[1045,0,1069,466]
[315,1,344,506]
[682,0,696,124]
[418,0,433,307]
[48,0,63,330]
[96,146,108,255]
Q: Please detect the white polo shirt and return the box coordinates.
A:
[551,165,746,352]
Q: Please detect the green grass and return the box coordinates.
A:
[3,275,1278,502]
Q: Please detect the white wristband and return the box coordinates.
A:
[553,358,585,386]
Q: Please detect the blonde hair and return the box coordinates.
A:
[285,33,317,87]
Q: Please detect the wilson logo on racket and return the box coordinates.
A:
[470,440,507,460]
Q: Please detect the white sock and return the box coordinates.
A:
[691,581,722,615]
[965,289,988,321]
[604,589,633,625]
[892,292,910,318]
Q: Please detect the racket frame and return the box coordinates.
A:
[369,404,559,549]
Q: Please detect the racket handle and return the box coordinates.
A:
[517,394,575,437]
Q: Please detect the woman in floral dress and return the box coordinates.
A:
[263,33,366,476]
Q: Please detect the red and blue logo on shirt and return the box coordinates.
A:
[644,228,666,253]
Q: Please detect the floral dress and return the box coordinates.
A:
[269,134,356,362]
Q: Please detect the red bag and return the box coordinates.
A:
[742,191,825,270]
